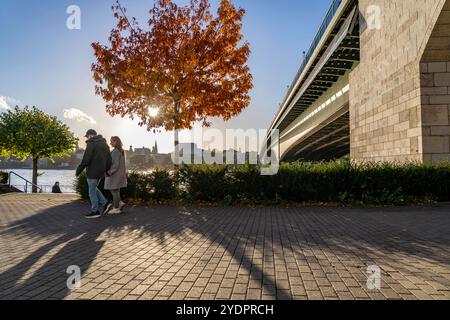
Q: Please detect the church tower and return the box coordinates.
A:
[152,141,159,154]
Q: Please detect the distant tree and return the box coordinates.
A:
[0,147,8,158]
[0,106,78,193]
[92,0,253,163]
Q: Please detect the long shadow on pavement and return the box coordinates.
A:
[1,200,449,300]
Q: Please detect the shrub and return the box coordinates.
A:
[179,165,229,201]
[149,170,177,200]
[75,171,142,201]
[75,170,177,201]
[74,161,450,206]
[74,171,89,199]
[0,171,8,184]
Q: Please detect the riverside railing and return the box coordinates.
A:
[8,171,43,193]
[8,184,75,194]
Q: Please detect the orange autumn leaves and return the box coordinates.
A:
[92,0,253,132]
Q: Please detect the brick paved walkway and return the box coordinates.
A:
[0,193,449,300]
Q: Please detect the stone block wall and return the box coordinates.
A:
[421,63,450,162]
[349,0,449,163]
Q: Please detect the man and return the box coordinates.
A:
[52,182,62,194]
[76,129,112,219]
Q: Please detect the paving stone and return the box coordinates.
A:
[129,284,151,296]
[246,289,262,300]
[186,287,203,299]
[174,282,192,292]
[101,284,124,295]
[169,291,188,300]
[108,289,131,300]
[0,194,449,301]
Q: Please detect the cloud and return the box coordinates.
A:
[0,96,19,111]
[0,97,9,110]
[63,108,96,124]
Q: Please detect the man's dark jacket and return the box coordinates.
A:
[52,185,62,194]
[76,135,112,179]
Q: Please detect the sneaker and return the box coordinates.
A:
[119,201,126,210]
[99,203,108,215]
[85,211,101,219]
[104,203,113,215]
[108,208,122,215]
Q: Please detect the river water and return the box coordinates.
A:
[2,169,77,193]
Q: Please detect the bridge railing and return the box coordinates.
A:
[281,0,343,109]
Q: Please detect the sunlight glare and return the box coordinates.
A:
[148,107,159,118]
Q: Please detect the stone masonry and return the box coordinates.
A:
[350,0,450,163]
[420,62,450,162]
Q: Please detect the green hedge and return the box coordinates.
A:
[75,161,450,205]
[75,170,176,202]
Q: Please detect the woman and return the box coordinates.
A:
[104,136,127,215]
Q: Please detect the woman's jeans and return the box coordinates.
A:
[110,189,121,209]
[87,178,107,213]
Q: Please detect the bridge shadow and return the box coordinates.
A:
[0,201,449,300]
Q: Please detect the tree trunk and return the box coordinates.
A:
[32,157,38,193]
[173,99,180,168]
[174,128,180,166]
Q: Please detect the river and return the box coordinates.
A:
[2,169,77,193]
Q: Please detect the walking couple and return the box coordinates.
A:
[76,129,128,219]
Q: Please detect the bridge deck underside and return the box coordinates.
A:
[283,112,350,162]
[277,2,359,133]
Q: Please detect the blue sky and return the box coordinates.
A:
[0,0,331,153]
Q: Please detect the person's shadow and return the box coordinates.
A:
[0,199,291,300]
[0,201,105,300]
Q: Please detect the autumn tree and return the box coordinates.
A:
[0,107,78,193]
[92,0,253,163]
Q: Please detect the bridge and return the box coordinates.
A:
[266,0,450,164]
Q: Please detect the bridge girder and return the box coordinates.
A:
[267,0,360,162]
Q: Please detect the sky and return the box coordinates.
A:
[0,0,331,153]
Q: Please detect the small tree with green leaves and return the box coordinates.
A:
[0,147,8,158]
[0,106,78,193]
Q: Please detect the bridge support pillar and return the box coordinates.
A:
[350,0,450,163]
